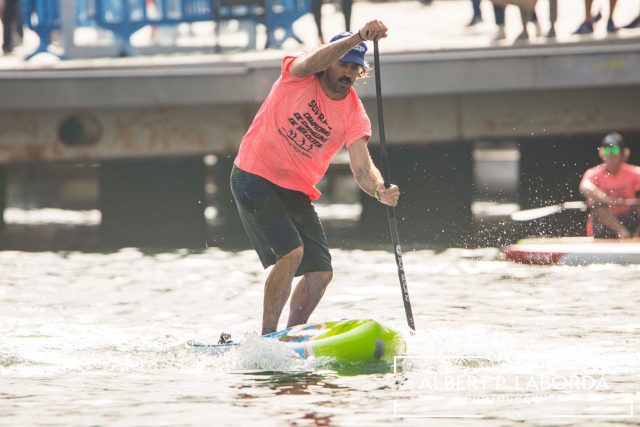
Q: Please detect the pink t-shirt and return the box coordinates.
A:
[234,54,371,200]
[581,163,640,215]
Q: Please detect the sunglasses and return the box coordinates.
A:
[602,146,621,155]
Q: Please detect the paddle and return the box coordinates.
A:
[511,201,587,221]
[511,198,640,221]
[373,40,416,333]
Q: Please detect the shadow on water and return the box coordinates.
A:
[0,221,517,254]
[0,220,443,253]
[233,360,393,390]
[236,371,347,395]
[231,372,345,425]
[0,208,586,253]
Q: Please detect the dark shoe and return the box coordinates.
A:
[607,18,618,33]
[547,26,556,38]
[573,21,593,34]
[2,44,13,54]
[514,30,529,43]
[466,15,483,27]
[623,15,640,29]
[623,15,640,28]
[593,11,602,22]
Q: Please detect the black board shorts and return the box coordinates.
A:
[230,166,332,276]
[592,210,640,238]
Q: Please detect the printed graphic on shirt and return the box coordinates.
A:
[278,100,333,159]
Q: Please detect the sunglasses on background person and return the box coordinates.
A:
[602,146,621,156]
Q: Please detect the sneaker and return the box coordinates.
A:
[573,21,593,34]
[624,15,640,29]
[467,15,483,27]
[607,18,618,33]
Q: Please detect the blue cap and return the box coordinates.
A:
[601,132,626,148]
[329,32,369,69]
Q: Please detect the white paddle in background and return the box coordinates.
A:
[511,199,640,221]
[511,201,587,221]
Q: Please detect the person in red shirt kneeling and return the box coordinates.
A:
[579,133,640,238]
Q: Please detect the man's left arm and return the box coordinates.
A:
[347,139,399,206]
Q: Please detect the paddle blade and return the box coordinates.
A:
[562,201,587,211]
[510,201,587,221]
[511,205,563,221]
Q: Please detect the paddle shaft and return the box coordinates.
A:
[373,40,416,333]
[511,199,640,222]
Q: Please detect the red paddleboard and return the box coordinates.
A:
[504,237,640,265]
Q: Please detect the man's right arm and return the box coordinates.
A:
[289,20,388,77]
[581,173,638,207]
[347,139,399,206]
[579,177,612,205]
[580,175,631,237]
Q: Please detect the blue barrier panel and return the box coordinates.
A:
[214,0,310,49]
[264,0,309,48]
[23,0,100,59]
[94,0,310,55]
[143,0,212,22]
[94,0,214,55]
[77,0,97,27]
[23,0,310,59]
[212,0,264,52]
[23,0,62,59]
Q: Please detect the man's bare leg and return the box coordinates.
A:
[262,247,304,335]
[286,271,333,328]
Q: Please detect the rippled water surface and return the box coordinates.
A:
[2,240,639,426]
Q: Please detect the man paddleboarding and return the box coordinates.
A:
[579,132,640,238]
[230,20,400,335]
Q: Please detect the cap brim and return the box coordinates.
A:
[339,51,369,69]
